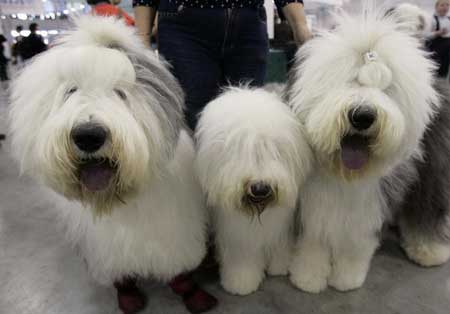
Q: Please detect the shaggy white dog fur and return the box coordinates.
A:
[9,17,207,288]
[387,3,430,38]
[287,6,437,293]
[195,88,312,295]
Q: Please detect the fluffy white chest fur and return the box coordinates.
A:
[300,172,384,247]
[58,132,206,285]
[290,171,384,293]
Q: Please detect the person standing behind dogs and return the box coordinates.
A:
[0,35,9,83]
[88,0,135,26]
[20,23,47,61]
[427,0,450,78]
[134,0,311,130]
[11,26,24,65]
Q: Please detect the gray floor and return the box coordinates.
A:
[1,87,450,314]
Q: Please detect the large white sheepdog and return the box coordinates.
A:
[9,17,213,314]
[195,87,312,295]
[286,6,437,293]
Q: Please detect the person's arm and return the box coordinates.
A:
[426,15,447,40]
[277,1,312,45]
[133,0,158,47]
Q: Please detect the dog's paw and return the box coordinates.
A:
[289,257,329,293]
[328,256,369,292]
[220,266,264,296]
[328,266,367,292]
[403,240,450,267]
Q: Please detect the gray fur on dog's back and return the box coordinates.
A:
[395,80,450,242]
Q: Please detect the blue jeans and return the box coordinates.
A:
[158,2,269,130]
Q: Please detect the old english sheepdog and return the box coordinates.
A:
[195,87,312,295]
[383,3,450,268]
[286,7,438,293]
[9,17,216,314]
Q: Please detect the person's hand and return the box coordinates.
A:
[435,28,448,37]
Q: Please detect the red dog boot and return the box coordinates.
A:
[114,277,147,314]
[169,273,218,313]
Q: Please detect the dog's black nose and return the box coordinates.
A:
[348,106,377,131]
[71,123,107,153]
[249,182,273,199]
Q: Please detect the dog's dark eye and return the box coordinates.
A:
[67,87,77,95]
[114,89,127,101]
[64,87,78,101]
[65,87,77,100]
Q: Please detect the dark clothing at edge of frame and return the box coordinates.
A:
[133,0,303,9]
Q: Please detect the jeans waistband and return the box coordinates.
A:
[158,0,262,12]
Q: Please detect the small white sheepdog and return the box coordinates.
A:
[195,87,312,295]
[9,17,213,313]
[286,5,437,293]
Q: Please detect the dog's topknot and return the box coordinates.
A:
[58,15,147,53]
[357,51,392,90]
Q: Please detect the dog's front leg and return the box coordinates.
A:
[289,235,331,293]
[267,230,294,276]
[328,235,378,291]
[217,225,266,296]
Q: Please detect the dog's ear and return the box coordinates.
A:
[126,48,187,148]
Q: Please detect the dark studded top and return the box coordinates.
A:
[133,0,303,9]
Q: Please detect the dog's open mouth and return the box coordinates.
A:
[340,135,370,170]
[78,158,117,192]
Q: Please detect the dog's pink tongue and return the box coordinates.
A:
[341,136,369,170]
[79,162,115,191]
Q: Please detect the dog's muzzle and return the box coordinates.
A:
[71,123,107,153]
[348,106,377,131]
[71,123,116,192]
[244,181,275,215]
[340,105,376,171]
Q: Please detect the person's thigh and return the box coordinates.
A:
[158,13,223,130]
[223,7,269,87]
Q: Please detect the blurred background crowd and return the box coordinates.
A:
[0,0,447,88]
[1,0,449,141]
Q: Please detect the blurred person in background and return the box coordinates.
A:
[0,35,9,85]
[88,0,135,26]
[0,34,7,141]
[427,0,450,78]
[134,0,311,130]
[20,23,47,61]
[11,25,24,65]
